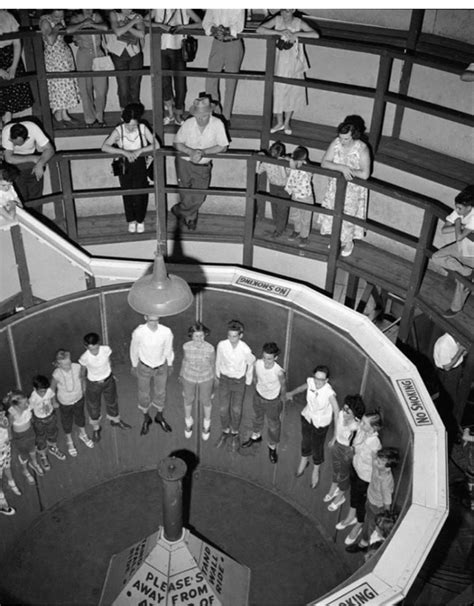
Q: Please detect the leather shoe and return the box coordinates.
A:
[171,205,185,225]
[241,436,262,448]
[92,428,102,443]
[154,414,172,433]
[345,542,367,554]
[140,415,152,436]
[268,447,278,464]
[215,432,231,448]
[110,419,131,430]
[187,218,197,231]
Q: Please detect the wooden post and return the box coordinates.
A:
[398,210,437,342]
[392,10,425,139]
[324,176,347,295]
[10,224,34,309]
[57,158,78,240]
[369,52,393,153]
[261,37,276,152]
[455,344,474,425]
[243,154,257,267]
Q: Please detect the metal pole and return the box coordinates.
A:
[157,456,187,542]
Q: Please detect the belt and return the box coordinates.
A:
[140,360,165,370]
[88,374,112,384]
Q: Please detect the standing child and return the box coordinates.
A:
[241,342,286,463]
[29,375,66,471]
[51,349,94,456]
[79,332,131,442]
[215,320,255,451]
[6,390,43,482]
[285,146,314,247]
[346,447,399,553]
[256,141,290,238]
[325,394,365,511]
[336,411,383,546]
[0,400,22,515]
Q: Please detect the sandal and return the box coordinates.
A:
[328,496,346,511]
[67,442,78,457]
[323,487,341,503]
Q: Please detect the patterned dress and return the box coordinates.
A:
[273,16,309,114]
[39,15,80,112]
[319,138,369,244]
[0,10,34,116]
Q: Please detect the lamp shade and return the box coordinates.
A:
[127,254,194,317]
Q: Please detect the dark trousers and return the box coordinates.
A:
[14,162,44,213]
[253,393,282,445]
[111,49,143,109]
[175,156,212,221]
[270,183,290,234]
[349,464,370,523]
[301,416,329,465]
[85,375,119,424]
[118,157,148,223]
[218,375,246,433]
[32,411,58,451]
[59,398,86,434]
[162,48,186,110]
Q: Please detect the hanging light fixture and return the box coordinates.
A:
[128,16,193,318]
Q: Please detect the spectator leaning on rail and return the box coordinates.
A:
[432,185,474,318]
[1,120,54,215]
[172,96,229,231]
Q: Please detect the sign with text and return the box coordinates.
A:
[326,582,379,606]
[235,275,291,298]
[396,378,433,426]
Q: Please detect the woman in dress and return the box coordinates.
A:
[319,116,371,257]
[39,10,80,125]
[0,10,34,126]
[152,9,201,125]
[101,102,157,233]
[257,9,319,135]
[68,10,109,127]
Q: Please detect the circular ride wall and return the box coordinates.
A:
[0,266,447,605]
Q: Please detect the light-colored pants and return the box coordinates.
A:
[432,242,474,311]
[206,38,244,120]
[75,48,108,124]
[290,195,313,238]
[181,377,214,409]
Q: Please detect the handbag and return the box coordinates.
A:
[92,55,115,72]
[111,156,127,176]
[181,35,198,63]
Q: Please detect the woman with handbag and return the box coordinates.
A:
[152,9,201,126]
[101,103,158,233]
[68,10,109,128]
[107,10,145,110]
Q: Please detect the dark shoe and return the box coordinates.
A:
[111,419,131,430]
[154,414,172,433]
[171,205,186,225]
[92,428,102,443]
[85,120,97,128]
[140,415,152,436]
[215,432,231,448]
[268,447,278,464]
[345,543,367,554]
[187,218,197,231]
[442,308,460,318]
[241,436,263,448]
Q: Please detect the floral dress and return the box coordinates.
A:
[273,16,309,114]
[319,138,369,244]
[39,15,80,112]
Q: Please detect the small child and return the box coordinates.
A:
[241,342,286,463]
[29,375,66,471]
[285,146,315,248]
[256,141,290,238]
[6,390,43,482]
[0,399,22,516]
[51,349,94,456]
[0,162,22,227]
[346,447,399,553]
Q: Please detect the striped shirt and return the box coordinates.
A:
[180,341,215,383]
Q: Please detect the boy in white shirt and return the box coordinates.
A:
[241,342,286,463]
[215,320,255,451]
[79,332,130,442]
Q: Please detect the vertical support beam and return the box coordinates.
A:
[398,210,437,342]
[369,52,393,153]
[10,224,34,308]
[57,158,77,240]
[261,37,276,152]
[344,272,360,308]
[324,176,347,295]
[243,154,257,267]
[392,10,425,139]
[455,344,474,424]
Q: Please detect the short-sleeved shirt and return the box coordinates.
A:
[152,9,190,50]
[2,121,50,156]
[367,467,394,508]
[130,323,174,368]
[215,339,255,385]
[8,405,32,431]
[0,10,19,48]
[353,430,381,482]
[180,340,215,383]
[202,9,245,38]
[174,116,229,164]
[257,161,288,187]
[29,387,55,419]
[445,208,474,257]
[334,410,359,446]
[285,168,313,201]
[53,363,83,405]
[106,11,142,57]
[255,359,284,400]
[106,123,153,152]
[79,346,112,381]
[301,379,335,428]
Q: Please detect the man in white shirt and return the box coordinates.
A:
[130,315,174,435]
[2,120,54,213]
[202,9,246,122]
[215,319,255,450]
[79,332,130,442]
[432,185,474,317]
[173,96,229,230]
